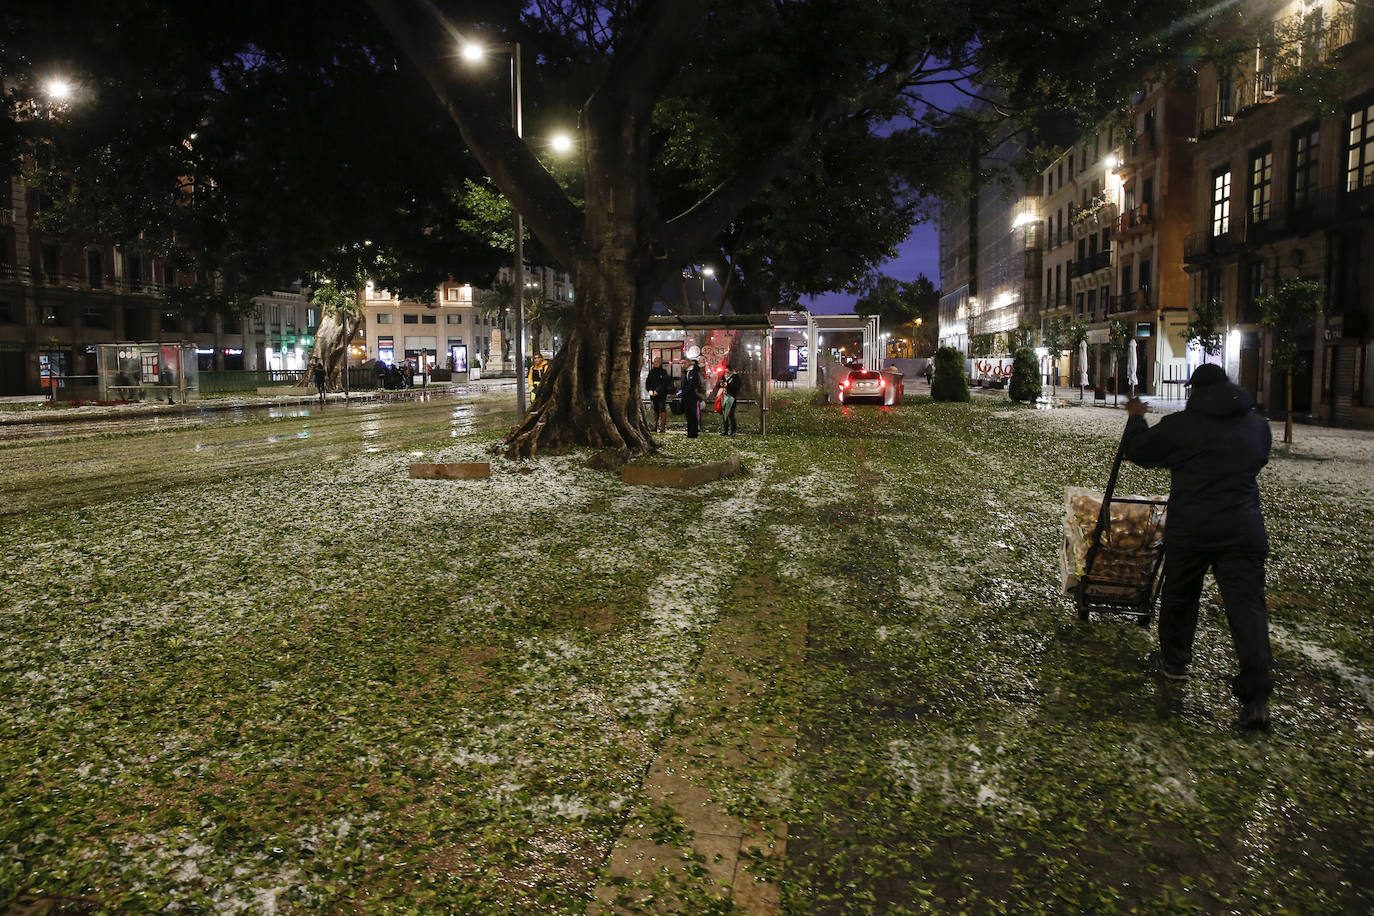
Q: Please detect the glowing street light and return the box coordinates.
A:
[45,78,73,102]
[551,132,574,154]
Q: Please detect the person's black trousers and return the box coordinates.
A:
[1159,547,1272,703]
[685,399,700,437]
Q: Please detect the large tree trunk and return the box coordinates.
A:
[504,249,655,459]
[304,312,356,390]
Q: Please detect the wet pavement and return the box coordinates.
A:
[0,387,517,517]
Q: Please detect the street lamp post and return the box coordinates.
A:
[464,40,526,416]
[699,266,714,314]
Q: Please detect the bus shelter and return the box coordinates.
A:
[97,342,200,403]
[644,314,773,434]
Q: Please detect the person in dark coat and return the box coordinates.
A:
[681,359,705,438]
[1123,363,1274,729]
[645,357,674,433]
[311,359,327,403]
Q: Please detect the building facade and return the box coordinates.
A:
[938,128,1043,356]
[360,264,573,372]
[1,176,317,395]
[1185,0,1374,425]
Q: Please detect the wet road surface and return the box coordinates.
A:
[0,390,516,518]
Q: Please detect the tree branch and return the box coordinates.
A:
[663,54,930,258]
[363,0,584,270]
[586,0,709,125]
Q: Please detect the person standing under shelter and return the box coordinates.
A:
[1122,363,1274,729]
[718,363,742,436]
[682,358,705,439]
[645,356,674,433]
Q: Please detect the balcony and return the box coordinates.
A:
[1113,204,1153,238]
[1184,227,1241,262]
[1233,73,1280,115]
[1126,129,1157,166]
[1195,99,1234,138]
[1108,289,1151,315]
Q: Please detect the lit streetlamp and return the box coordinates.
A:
[462,39,528,415]
[699,266,714,313]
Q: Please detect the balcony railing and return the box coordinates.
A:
[1127,129,1157,164]
[1107,289,1151,315]
[1195,98,1234,137]
[1184,226,1242,261]
[1114,204,1153,236]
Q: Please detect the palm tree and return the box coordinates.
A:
[479,280,515,363]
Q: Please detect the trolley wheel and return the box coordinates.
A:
[1136,614,1152,628]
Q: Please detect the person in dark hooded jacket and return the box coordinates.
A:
[1123,363,1273,729]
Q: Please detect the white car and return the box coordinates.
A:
[833,368,902,405]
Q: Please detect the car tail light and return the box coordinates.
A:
[841,378,850,389]
[879,377,887,388]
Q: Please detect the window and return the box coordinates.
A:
[1076,291,1085,316]
[1139,259,1151,290]
[1249,146,1273,221]
[1055,264,1062,301]
[1046,268,1053,301]
[376,313,392,324]
[83,306,110,329]
[1242,260,1267,323]
[0,300,13,323]
[40,243,60,276]
[402,313,419,324]
[1058,162,1065,186]
[1078,238,1087,260]
[1142,177,1154,209]
[1293,124,1321,208]
[1348,98,1374,192]
[1100,227,1111,252]
[1211,168,1232,236]
[1087,288,1098,317]
[421,314,437,324]
[1068,153,1074,177]
[446,314,462,325]
[1205,267,1224,306]
[42,304,64,327]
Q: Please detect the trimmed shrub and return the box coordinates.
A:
[1009,347,1040,402]
[931,346,970,402]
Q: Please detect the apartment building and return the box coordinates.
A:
[1185,0,1374,425]
[1112,80,1196,394]
[0,175,315,395]
[937,127,1043,354]
[361,264,573,371]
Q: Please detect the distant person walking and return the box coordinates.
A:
[682,359,705,439]
[1123,363,1274,729]
[374,359,387,389]
[311,359,327,403]
[645,356,674,433]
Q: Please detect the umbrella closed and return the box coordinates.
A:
[1127,338,1139,394]
[1079,339,1089,388]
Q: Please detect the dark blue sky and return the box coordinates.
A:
[804,220,940,315]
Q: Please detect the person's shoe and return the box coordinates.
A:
[1161,665,1189,682]
[1239,699,1271,730]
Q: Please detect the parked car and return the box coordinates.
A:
[833,368,902,406]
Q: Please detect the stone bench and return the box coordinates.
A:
[621,456,743,489]
[409,462,491,480]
